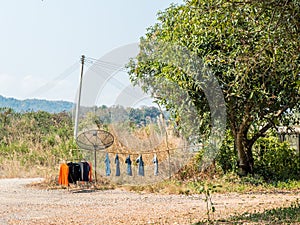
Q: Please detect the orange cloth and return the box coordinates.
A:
[88,162,92,182]
[58,163,69,186]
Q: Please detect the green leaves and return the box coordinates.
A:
[128,0,300,175]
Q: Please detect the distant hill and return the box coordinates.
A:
[0,95,74,113]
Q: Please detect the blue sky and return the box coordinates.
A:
[0,0,183,102]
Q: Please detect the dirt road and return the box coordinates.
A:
[0,178,299,224]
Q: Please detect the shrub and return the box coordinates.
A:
[215,130,237,174]
[253,136,300,181]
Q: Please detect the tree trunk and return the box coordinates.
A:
[236,132,254,176]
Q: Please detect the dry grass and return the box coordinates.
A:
[0,159,58,179]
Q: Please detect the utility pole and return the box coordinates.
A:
[74,55,85,140]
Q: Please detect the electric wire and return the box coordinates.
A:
[29,56,129,98]
[30,60,80,96]
[85,57,128,72]
[86,57,126,69]
[84,59,153,105]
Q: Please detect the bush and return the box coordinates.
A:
[215,130,237,174]
[253,136,300,181]
[0,110,79,177]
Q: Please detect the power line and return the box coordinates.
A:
[83,57,152,104]
[30,60,80,96]
[85,57,128,72]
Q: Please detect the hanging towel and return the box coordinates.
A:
[104,152,111,176]
[125,155,132,176]
[58,163,69,186]
[115,154,120,176]
[136,155,144,176]
[153,154,159,176]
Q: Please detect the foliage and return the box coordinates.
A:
[216,129,300,181]
[128,106,161,125]
[176,130,300,182]
[128,0,300,175]
[0,108,78,177]
[215,130,237,173]
[253,135,300,181]
[81,104,163,129]
[0,103,167,178]
[195,183,218,222]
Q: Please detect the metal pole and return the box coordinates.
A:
[297,133,300,156]
[74,55,85,139]
[94,149,97,183]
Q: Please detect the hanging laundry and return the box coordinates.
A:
[104,152,111,176]
[58,163,69,186]
[115,154,120,176]
[78,160,90,181]
[125,155,132,176]
[67,162,81,184]
[153,154,159,176]
[82,161,90,181]
[88,161,92,182]
[136,155,144,176]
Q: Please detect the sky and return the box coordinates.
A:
[0,0,183,103]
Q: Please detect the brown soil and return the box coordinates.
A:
[0,178,299,225]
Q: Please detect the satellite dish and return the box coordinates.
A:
[76,129,114,151]
[76,129,114,182]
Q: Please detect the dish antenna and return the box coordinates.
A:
[76,129,114,182]
[73,55,114,182]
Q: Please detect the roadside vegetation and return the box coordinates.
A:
[193,200,300,224]
[1,107,299,223]
[0,108,78,178]
[1,0,299,223]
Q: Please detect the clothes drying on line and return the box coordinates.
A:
[125,155,132,176]
[78,161,92,182]
[58,161,92,186]
[115,154,120,176]
[67,162,81,184]
[153,154,159,176]
[99,153,163,179]
[58,163,69,186]
[136,155,144,176]
[104,152,111,176]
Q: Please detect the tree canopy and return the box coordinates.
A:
[128,0,300,175]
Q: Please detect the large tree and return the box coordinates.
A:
[128,0,300,175]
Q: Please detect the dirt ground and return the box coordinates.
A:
[0,178,299,225]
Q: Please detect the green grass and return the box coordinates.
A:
[193,200,300,224]
[185,173,300,194]
[215,199,300,224]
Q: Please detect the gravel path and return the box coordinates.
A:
[0,178,299,224]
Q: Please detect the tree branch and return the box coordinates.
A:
[249,105,289,145]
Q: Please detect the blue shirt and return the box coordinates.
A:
[104,152,111,176]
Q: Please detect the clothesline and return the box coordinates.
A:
[59,153,158,182]
[70,143,203,155]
